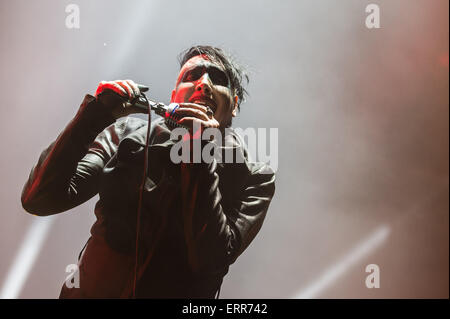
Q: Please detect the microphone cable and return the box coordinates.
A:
[132,91,152,299]
[130,90,189,298]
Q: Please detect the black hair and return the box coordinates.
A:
[178,45,249,111]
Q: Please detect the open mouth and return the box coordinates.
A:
[191,98,217,113]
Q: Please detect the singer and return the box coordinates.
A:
[21,45,275,298]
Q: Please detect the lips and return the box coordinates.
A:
[189,96,217,113]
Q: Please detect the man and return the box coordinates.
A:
[21,46,275,298]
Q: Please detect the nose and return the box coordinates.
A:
[195,73,212,95]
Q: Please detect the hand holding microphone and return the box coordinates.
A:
[94,79,150,120]
[94,79,217,132]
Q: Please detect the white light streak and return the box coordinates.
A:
[293,225,390,299]
[0,217,56,299]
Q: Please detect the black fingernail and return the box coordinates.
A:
[137,84,149,92]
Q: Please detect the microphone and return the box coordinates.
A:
[132,84,188,130]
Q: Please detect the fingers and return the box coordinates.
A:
[95,79,142,101]
[95,81,127,98]
[177,102,210,115]
[95,79,150,120]
[172,102,218,129]
[174,106,210,122]
[117,81,133,99]
[124,79,141,98]
[178,116,219,129]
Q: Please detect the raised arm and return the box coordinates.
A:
[21,80,148,216]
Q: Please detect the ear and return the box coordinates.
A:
[231,95,239,117]
[170,89,176,103]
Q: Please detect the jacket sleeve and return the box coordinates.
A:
[180,158,276,274]
[21,94,121,216]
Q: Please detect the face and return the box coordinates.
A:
[171,55,238,127]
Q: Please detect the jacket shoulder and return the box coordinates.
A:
[88,116,148,162]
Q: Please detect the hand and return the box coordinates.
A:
[94,79,148,119]
[173,103,219,134]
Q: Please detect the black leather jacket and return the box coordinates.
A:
[21,95,275,298]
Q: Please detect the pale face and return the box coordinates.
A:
[171,55,238,127]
